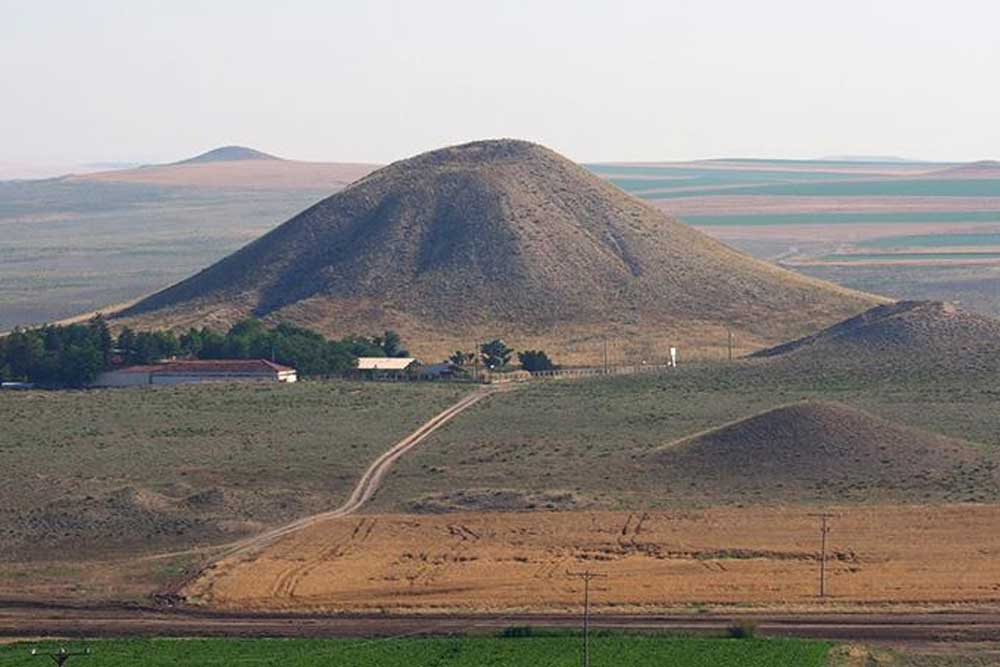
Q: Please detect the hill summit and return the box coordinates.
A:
[118,139,880,362]
[652,401,998,503]
[176,146,280,164]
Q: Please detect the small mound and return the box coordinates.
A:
[752,301,1000,379]
[176,146,280,164]
[651,402,998,503]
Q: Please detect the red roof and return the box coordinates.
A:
[114,359,295,375]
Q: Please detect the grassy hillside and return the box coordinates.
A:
[371,358,1000,513]
[652,401,997,504]
[117,139,881,363]
[752,301,1000,382]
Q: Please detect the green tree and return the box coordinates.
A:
[518,349,557,372]
[480,339,513,370]
[449,350,475,366]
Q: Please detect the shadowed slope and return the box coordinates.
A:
[652,401,999,504]
[118,139,882,361]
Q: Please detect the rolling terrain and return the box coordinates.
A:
[372,302,1000,513]
[0,147,377,330]
[594,157,1000,316]
[115,139,880,363]
[6,150,1000,332]
[0,379,469,604]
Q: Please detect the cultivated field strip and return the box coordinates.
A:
[192,506,1000,613]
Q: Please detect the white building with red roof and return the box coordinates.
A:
[93,359,297,387]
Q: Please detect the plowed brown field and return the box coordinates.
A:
[186,506,1000,613]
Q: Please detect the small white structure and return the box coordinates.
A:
[93,359,297,387]
[355,357,417,371]
[669,347,678,367]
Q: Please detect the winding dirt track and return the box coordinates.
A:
[189,385,500,566]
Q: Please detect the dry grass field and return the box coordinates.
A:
[0,380,469,563]
[187,506,1000,613]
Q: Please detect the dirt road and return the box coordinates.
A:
[2,603,1000,644]
[144,385,499,574]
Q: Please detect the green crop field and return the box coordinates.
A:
[643,178,1000,199]
[0,636,832,667]
[859,232,1000,248]
[681,211,1000,226]
[821,252,1000,261]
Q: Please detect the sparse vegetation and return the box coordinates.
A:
[0,379,468,563]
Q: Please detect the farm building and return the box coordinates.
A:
[353,357,418,379]
[93,359,297,387]
[415,361,467,380]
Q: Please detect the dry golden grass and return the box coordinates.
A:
[188,506,1000,613]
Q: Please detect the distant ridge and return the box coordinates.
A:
[116,139,883,362]
[928,160,1000,179]
[652,401,999,503]
[175,146,281,164]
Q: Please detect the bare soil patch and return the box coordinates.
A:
[187,506,1000,613]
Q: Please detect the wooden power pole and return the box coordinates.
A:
[809,513,834,598]
[568,570,606,667]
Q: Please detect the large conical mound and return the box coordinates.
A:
[752,301,1000,380]
[118,139,881,362]
[651,401,999,504]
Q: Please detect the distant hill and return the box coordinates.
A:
[115,139,883,363]
[175,146,281,164]
[651,401,999,504]
[752,301,1000,380]
[71,147,379,191]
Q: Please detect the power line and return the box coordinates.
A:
[568,569,607,667]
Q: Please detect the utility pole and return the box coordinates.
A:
[31,648,91,667]
[568,570,606,667]
[473,341,480,383]
[727,330,734,361]
[809,513,834,598]
[603,337,609,374]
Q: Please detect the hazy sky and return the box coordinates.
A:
[2,0,999,165]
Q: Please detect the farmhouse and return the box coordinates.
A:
[93,359,297,387]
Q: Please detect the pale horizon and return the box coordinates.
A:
[2,0,999,168]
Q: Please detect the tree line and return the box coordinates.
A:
[0,317,410,387]
[450,339,558,372]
